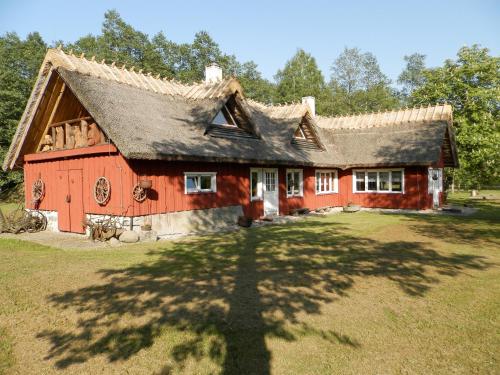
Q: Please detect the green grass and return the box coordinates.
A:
[0,193,499,374]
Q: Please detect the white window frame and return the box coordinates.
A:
[315,169,338,194]
[286,169,303,198]
[184,172,217,194]
[250,168,263,201]
[352,169,404,194]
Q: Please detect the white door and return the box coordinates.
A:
[428,168,443,208]
[263,168,279,216]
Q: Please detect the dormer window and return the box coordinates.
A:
[212,104,237,127]
[294,125,306,139]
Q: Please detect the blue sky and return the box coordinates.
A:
[1,0,498,84]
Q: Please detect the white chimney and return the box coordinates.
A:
[302,96,315,117]
[205,63,222,84]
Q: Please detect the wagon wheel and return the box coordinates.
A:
[25,211,47,233]
[132,184,147,202]
[94,177,111,205]
[32,179,45,201]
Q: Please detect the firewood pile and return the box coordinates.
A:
[0,206,47,234]
[39,117,106,152]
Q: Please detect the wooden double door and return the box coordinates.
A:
[56,169,85,233]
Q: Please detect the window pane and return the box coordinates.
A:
[293,172,300,194]
[356,172,365,191]
[379,172,390,191]
[391,171,402,192]
[323,173,330,192]
[186,176,198,191]
[316,172,320,192]
[367,172,377,191]
[266,172,276,192]
[200,175,212,190]
[287,172,293,195]
[251,171,258,198]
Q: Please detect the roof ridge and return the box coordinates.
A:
[315,103,453,130]
[47,47,236,99]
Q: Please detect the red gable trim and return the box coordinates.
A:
[24,144,118,162]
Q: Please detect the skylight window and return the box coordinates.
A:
[212,104,237,127]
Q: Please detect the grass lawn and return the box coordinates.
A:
[0,193,499,374]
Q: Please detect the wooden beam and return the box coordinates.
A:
[36,83,66,152]
[47,116,92,128]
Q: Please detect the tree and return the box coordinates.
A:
[398,53,426,100]
[329,47,398,113]
[236,61,275,103]
[410,45,500,189]
[274,49,332,114]
[0,32,47,196]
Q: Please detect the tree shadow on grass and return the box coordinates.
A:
[397,200,500,247]
[38,219,491,374]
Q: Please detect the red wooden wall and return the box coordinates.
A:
[24,149,437,232]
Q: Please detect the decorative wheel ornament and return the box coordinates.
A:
[132,184,147,202]
[32,179,45,201]
[93,177,110,205]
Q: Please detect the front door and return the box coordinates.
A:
[428,168,442,209]
[263,168,279,216]
[57,169,85,233]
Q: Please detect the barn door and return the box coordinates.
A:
[56,169,85,233]
[68,170,85,233]
[56,171,70,232]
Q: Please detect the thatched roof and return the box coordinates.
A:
[3,48,459,170]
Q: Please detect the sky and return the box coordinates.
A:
[0,0,498,85]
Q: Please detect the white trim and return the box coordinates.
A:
[315,169,338,194]
[352,169,405,194]
[184,172,217,194]
[286,169,303,198]
[250,168,263,201]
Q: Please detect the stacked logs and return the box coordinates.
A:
[40,118,105,152]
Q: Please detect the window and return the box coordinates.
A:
[353,169,404,193]
[391,171,402,192]
[378,172,390,191]
[356,171,366,192]
[294,125,306,139]
[286,169,303,197]
[315,170,338,194]
[184,172,217,193]
[250,169,263,200]
[212,104,237,127]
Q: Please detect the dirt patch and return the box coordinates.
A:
[0,231,109,250]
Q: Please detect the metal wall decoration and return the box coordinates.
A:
[93,177,111,205]
[32,179,45,201]
[133,184,147,202]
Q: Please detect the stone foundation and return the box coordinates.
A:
[85,205,244,237]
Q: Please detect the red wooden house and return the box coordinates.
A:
[3,49,458,235]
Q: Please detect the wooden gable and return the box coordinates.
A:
[22,70,108,156]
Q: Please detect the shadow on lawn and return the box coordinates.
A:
[38,219,490,374]
[401,200,500,246]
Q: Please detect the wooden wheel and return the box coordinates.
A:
[32,179,45,201]
[93,177,111,205]
[133,184,147,202]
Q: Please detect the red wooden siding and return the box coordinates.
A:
[24,149,437,233]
